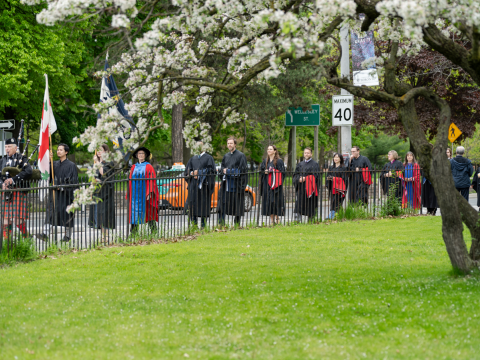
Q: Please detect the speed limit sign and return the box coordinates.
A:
[332,95,354,126]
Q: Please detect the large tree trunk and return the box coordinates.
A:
[172,103,184,164]
[399,100,474,273]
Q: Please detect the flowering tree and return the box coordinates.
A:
[23,0,480,272]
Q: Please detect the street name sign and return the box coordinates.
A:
[285,104,320,126]
[332,95,354,126]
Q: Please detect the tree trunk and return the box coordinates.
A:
[399,100,474,273]
[183,136,191,165]
[172,103,184,164]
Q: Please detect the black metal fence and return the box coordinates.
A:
[0,168,428,253]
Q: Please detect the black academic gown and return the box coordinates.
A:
[259,158,285,216]
[471,169,480,207]
[422,177,438,209]
[88,161,116,229]
[184,153,216,217]
[348,155,372,204]
[45,159,79,228]
[293,159,320,217]
[217,149,248,216]
[380,160,404,199]
[326,164,347,212]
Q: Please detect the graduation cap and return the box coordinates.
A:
[5,138,17,146]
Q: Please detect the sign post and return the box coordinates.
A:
[285,105,320,167]
[0,120,15,157]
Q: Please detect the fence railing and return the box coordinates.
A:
[0,168,428,253]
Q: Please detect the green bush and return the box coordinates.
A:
[335,202,371,220]
[378,182,405,217]
[0,236,35,265]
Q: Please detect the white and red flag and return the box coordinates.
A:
[38,74,57,198]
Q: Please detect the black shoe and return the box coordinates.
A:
[61,236,71,243]
[36,233,48,241]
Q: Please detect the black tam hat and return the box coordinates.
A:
[132,146,151,160]
[5,138,17,146]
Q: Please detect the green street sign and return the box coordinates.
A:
[285,104,320,126]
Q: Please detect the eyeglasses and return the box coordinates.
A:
[137,152,146,155]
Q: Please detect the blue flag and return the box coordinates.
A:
[99,56,133,150]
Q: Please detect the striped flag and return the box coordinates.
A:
[38,74,57,199]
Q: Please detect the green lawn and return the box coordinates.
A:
[1,217,479,359]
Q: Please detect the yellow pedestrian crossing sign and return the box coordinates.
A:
[448,123,462,143]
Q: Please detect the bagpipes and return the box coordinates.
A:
[1,119,42,182]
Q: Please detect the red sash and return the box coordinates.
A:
[362,168,372,185]
[305,175,318,198]
[332,177,346,197]
[268,169,283,189]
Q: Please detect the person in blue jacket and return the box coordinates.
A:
[450,146,473,201]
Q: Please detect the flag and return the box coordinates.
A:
[38,74,57,199]
[351,28,379,86]
[99,53,132,149]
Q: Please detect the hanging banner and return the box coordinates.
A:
[351,30,379,86]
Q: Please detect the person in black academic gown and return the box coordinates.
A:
[36,144,79,242]
[380,150,404,200]
[325,153,347,219]
[88,144,116,242]
[471,166,480,211]
[259,145,285,225]
[293,147,320,222]
[348,146,372,205]
[217,137,248,226]
[184,140,216,228]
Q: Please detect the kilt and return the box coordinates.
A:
[2,192,28,221]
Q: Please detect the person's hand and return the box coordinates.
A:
[93,155,99,164]
[471,185,474,189]
[223,168,226,174]
[193,170,198,176]
[388,171,392,177]
[356,167,360,172]
[3,178,13,188]
[264,169,269,174]
[49,150,53,159]
[147,192,153,200]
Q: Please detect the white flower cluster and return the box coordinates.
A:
[183,119,213,154]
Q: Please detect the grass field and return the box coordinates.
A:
[1,216,479,359]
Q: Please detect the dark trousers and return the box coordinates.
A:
[218,212,241,226]
[426,207,437,215]
[189,214,207,228]
[456,187,470,201]
[130,221,157,234]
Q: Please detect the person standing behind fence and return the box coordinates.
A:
[348,146,372,205]
[380,150,404,201]
[446,148,453,160]
[293,147,320,222]
[126,147,159,235]
[260,145,285,225]
[450,146,473,201]
[402,151,421,209]
[88,144,116,242]
[184,139,216,229]
[325,153,347,219]
[36,144,78,243]
[218,137,247,227]
[0,137,32,238]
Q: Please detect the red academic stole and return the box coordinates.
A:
[305,175,318,198]
[332,177,346,197]
[362,168,372,185]
[268,169,283,189]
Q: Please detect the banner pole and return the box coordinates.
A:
[50,135,55,208]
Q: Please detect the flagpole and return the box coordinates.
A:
[50,134,55,208]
